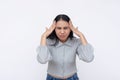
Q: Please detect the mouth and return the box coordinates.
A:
[59,35,66,38]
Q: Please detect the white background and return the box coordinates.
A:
[0,0,120,80]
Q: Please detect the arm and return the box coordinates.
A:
[36,44,52,64]
[76,33,94,62]
[69,21,94,62]
[69,21,87,45]
[36,21,56,64]
[76,39,94,62]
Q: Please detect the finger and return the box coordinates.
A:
[51,21,56,30]
[69,20,74,27]
[69,20,71,23]
[76,27,78,30]
[45,27,48,31]
[53,21,56,24]
[69,20,73,25]
[69,21,71,25]
[50,21,56,28]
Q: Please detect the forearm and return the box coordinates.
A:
[40,35,47,46]
[36,45,52,64]
[37,35,52,64]
[78,32,88,45]
[77,43,94,62]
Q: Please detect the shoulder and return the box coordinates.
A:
[67,37,82,47]
[71,37,82,44]
[46,38,56,46]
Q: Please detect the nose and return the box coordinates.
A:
[61,29,65,34]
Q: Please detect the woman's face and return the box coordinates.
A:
[55,20,71,42]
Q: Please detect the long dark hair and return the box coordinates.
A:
[47,14,74,45]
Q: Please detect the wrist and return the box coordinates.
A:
[76,31,83,37]
[78,32,83,37]
[40,37,46,46]
[42,34,47,39]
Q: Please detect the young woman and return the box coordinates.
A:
[36,14,94,80]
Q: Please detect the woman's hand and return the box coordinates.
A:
[69,20,88,45]
[42,21,56,38]
[40,21,56,45]
[69,20,82,37]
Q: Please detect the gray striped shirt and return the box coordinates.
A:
[36,37,94,78]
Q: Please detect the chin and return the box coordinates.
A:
[59,38,67,42]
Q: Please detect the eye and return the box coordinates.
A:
[64,27,68,29]
[56,27,61,30]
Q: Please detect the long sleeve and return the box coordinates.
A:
[76,39,94,63]
[36,45,52,64]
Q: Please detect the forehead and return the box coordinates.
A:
[56,20,69,27]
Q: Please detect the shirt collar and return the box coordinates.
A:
[55,38,73,47]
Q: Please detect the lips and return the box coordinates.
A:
[59,35,66,38]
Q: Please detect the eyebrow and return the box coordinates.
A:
[56,26,69,28]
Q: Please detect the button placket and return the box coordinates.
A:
[63,45,65,78]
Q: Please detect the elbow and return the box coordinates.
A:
[85,46,94,63]
[37,59,47,64]
[85,55,94,63]
[37,55,47,64]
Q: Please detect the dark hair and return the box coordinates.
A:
[47,14,74,45]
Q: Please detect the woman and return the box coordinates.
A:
[36,14,94,80]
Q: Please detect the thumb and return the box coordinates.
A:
[76,27,78,30]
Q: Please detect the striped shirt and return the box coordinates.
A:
[36,37,94,78]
